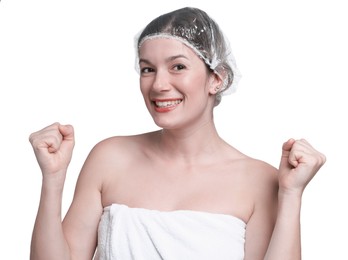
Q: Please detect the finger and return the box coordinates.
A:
[287,147,306,168]
[279,138,296,169]
[58,124,75,152]
[58,124,74,141]
[286,139,313,168]
[296,139,326,164]
[288,139,327,170]
[29,122,63,153]
[293,139,313,152]
[44,126,64,153]
[46,135,63,153]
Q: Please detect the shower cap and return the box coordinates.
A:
[134,7,241,104]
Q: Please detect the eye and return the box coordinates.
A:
[173,64,186,71]
[140,67,155,74]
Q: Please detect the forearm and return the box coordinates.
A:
[30,176,71,260]
[264,191,302,260]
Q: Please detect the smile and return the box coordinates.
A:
[154,99,182,108]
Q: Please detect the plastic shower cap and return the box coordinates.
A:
[134,7,241,104]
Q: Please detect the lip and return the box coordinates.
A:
[152,98,183,113]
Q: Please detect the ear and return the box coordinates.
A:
[208,72,224,95]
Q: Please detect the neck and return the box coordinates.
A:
[156,119,224,164]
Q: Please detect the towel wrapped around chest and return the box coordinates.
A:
[94,203,246,260]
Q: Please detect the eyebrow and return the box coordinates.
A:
[139,55,189,65]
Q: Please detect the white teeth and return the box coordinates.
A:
[155,100,182,108]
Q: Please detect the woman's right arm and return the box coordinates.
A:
[29,122,75,259]
[29,123,103,260]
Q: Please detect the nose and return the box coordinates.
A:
[152,69,171,92]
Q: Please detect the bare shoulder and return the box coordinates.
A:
[226,151,279,211]
[81,131,161,182]
[86,130,158,163]
[243,156,279,198]
[245,157,278,184]
[212,142,279,201]
[223,144,278,188]
[73,131,157,202]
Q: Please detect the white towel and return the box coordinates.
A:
[94,203,246,260]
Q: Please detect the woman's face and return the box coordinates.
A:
[138,38,219,130]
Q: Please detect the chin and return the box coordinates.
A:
[152,117,180,130]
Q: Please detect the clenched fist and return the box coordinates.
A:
[29,122,75,179]
[278,138,326,196]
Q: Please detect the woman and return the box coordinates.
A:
[29,7,326,260]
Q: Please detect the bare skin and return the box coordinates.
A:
[29,38,326,260]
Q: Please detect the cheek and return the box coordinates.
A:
[191,63,212,89]
[187,73,211,94]
[139,78,150,95]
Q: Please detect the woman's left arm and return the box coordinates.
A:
[264,138,326,260]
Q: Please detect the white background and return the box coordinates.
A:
[1,0,347,259]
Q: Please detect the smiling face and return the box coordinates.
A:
[138,38,221,130]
